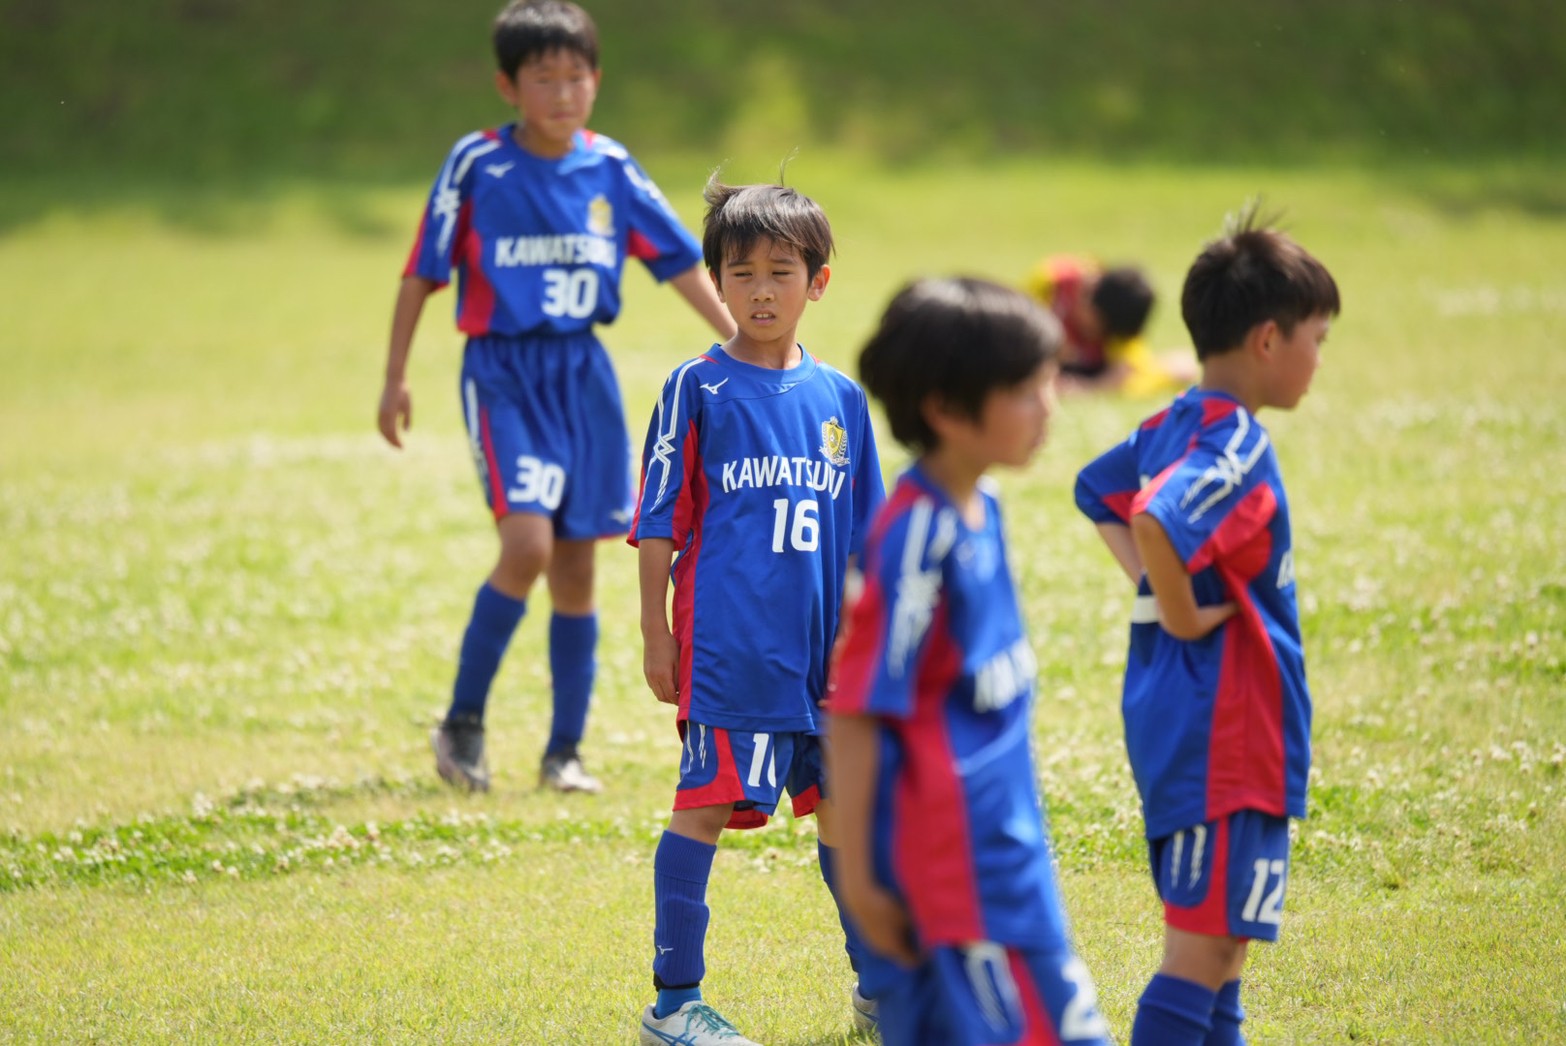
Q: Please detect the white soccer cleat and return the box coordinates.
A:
[639,1001,762,1045]
[538,750,603,794]
[851,984,879,1037]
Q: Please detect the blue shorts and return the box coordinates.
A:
[672,722,824,830]
[861,942,1111,1046]
[1148,810,1292,941]
[460,332,634,539]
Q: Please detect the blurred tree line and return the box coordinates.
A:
[2,0,1562,180]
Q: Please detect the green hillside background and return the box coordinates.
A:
[4,0,1562,187]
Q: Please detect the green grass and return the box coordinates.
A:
[2,154,1564,1043]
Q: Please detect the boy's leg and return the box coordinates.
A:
[435,514,551,791]
[643,726,790,1037]
[1131,932,1246,1045]
[540,537,600,792]
[647,806,729,1023]
[1206,978,1247,1046]
[441,337,562,789]
[1133,812,1288,1045]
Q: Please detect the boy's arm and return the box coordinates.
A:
[378,275,439,449]
[1131,513,1236,640]
[667,264,738,340]
[825,711,919,967]
[637,538,680,704]
[1094,522,1144,585]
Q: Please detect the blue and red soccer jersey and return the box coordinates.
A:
[403,125,702,336]
[1075,388,1311,841]
[829,467,1072,951]
[630,347,884,734]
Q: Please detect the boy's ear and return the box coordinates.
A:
[808,264,831,301]
[920,390,962,441]
[494,70,519,107]
[1244,318,1281,359]
[708,268,725,303]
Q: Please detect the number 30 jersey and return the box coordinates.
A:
[631,347,885,734]
[403,125,703,337]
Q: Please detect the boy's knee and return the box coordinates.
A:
[492,514,552,593]
[668,805,733,845]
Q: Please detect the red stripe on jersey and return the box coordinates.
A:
[478,407,509,520]
[456,201,495,334]
[671,419,707,721]
[1165,816,1232,936]
[828,479,927,715]
[1100,489,1137,523]
[1139,405,1172,431]
[893,601,985,944]
[1201,396,1241,426]
[628,228,659,261]
[826,570,885,716]
[1009,949,1065,1046]
[1202,485,1287,819]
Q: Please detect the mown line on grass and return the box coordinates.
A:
[0,774,820,894]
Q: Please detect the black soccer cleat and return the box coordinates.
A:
[432,713,490,792]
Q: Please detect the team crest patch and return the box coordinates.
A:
[819,417,849,467]
[588,195,614,237]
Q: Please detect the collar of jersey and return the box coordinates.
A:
[497,123,598,169]
[704,344,817,385]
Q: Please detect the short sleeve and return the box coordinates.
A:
[1134,409,1276,571]
[631,361,706,547]
[402,131,499,286]
[1075,436,1142,525]
[619,154,703,282]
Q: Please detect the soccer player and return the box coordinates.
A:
[827,277,1112,1046]
[1024,254,1196,396]
[632,177,884,1045]
[377,0,734,794]
[1074,205,1340,1045]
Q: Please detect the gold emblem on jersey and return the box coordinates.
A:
[819,417,849,467]
[588,195,614,237]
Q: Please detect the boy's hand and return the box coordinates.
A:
[643,628,680,704]
[378,380,412,448]
[840,880,919,967]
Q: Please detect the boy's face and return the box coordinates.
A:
[712,237,829,351]
[935,361,1059,470]
[1265,312,1330,409]
[496,48,600,157]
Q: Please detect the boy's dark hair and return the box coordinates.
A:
[1181,202,1341,359]
[493,0,598,79]
[702,175,834,281]
[859,278,1061,453]
[1092,266,1155,340]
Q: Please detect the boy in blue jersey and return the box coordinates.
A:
[1075,205,1340,1045]
[631,177,884,1045]
[377,0,734,794]
[827,278,1112,1046]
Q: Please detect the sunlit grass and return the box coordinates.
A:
[2,158,1563,1042]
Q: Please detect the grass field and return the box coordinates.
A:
[2,154,1564,1043]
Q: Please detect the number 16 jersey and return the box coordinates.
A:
[631,347,884,734]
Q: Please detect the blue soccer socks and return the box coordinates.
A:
[448,582,526,720]
[652,831,717,1007]
[546,611,597,756]
[1205,979,1247,1045]
[817,841,869,982]
[1131,973,1217,1046]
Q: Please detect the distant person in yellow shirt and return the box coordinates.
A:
[1024,255,1197,396]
